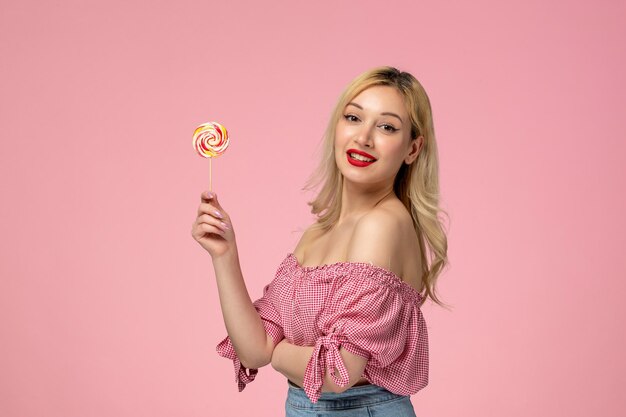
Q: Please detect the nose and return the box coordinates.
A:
[353,124,374,147]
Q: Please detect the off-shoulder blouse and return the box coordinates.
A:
[216,253,429,404]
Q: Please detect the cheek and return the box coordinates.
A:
[335,123,347,137]
[334,127,350,147]
[379,140,405,157]
[333,134,344,155]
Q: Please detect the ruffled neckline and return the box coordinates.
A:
[284,253,424,303]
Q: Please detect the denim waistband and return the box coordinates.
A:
[286,379,407,410]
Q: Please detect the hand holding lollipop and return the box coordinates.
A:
[193,121,230,191]
[191,121,235,258]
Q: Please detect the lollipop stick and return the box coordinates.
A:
[209,158,212,192]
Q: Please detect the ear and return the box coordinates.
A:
[404,135,424,164]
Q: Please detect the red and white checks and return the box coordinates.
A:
[216,253,429,404]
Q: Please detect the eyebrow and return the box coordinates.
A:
[346,102,404,124]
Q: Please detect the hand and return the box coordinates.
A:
[191,191,237,259]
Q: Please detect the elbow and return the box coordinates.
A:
[240,358,260,370]
[256,353,272,369]
[239,357,255,370]
[241,347,273,369]
[237,335,275,369]
[240,354,270,370]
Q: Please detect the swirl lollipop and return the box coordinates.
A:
[193,121,230,191]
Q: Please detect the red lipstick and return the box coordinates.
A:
[346,148,377,167]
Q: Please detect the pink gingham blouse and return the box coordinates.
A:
[216,253,429,404]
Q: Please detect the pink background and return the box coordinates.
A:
[1,1,625,416]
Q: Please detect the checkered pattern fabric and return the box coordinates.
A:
[216,253,429,403]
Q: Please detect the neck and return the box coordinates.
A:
[338,177,395,224]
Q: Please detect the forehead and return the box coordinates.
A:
[349,85,407,114]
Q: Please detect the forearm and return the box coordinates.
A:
[272,341,340,393]
[213,248,271,369]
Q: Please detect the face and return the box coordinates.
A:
[334,85,422,188]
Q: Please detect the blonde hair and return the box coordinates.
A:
[304,66,450,309]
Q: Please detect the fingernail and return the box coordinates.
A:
[214,210,223,218]
[221,221,230,229]
[206,191,214,198]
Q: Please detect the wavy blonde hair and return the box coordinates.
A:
[304,66,450,309]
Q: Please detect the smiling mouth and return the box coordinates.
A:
[348,152,376,162]
[346,151,376,167]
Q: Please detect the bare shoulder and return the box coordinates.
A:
[346,200,416,278]
[292,222,324,259]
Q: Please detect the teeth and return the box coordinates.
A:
[349,152,374,162]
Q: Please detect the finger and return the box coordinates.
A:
[201,190,216,201]
[191,217,226,237]
[197,202,225,220]
[200,222,226,236]
[197,202,215,216]
[197,214,229,233]
[210,192,225,212]
[199,191,226,217]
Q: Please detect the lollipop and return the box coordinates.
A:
[193,121,229,191]
[193,122,229,158]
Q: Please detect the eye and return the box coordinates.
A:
[344,114,359,122]
[380,124,398,133]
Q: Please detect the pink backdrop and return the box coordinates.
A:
[1,1,624,416]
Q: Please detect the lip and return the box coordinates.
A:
[347,149,377,160]
[346,148,377,167]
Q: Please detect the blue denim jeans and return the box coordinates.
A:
[285,380,417,416]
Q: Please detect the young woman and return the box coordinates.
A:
[191,66,449,416]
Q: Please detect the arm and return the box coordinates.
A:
[213,248,275,369]
[271,339,368,394]
[193,191,274,369]
[194,191,278,391]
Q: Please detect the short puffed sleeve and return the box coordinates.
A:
[216,279,285,392]
[302,264,428,403]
